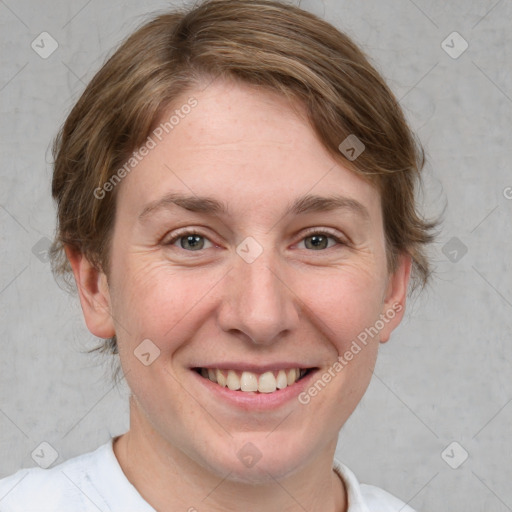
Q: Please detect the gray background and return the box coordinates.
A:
[1,0,511,510]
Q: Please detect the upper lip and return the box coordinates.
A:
[191,362,318,373]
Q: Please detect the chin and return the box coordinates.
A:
[194,432,316,484]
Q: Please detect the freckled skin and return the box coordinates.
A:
[68,77,411,512]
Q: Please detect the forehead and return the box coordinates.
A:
[117,78,380,220]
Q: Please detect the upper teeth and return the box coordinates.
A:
[200,368,306,393]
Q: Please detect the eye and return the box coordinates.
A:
[298,230,346,251]
[164,228,346,252]
[164,230,214,251]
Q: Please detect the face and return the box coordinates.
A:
[74,77,410,483]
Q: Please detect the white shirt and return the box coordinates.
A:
[0,438,416,511]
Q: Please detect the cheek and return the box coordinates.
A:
[110,255,221,349]
[301,264,387,351]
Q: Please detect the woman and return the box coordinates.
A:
[0,0,435,510]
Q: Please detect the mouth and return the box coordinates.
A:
[192,367,316,393]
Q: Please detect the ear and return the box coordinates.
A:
[379,252,412,343]
[65,245,116,339]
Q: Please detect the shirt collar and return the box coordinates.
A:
[333,458,370,512]
[94,436,156,511]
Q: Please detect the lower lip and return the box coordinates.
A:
[190,369,319,412]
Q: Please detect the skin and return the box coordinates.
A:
[67,76,411,512]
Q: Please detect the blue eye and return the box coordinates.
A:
[164,229,345,252]
[299,232,344,250]
[166,232,213,251]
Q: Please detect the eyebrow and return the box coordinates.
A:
[138,192,370,222]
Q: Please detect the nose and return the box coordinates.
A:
[216,249,300,346]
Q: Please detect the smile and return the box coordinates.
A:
[194,367,314,393]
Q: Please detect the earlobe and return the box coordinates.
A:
[379,253,412,343]
[65,245,116,339]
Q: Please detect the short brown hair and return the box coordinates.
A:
[49,0,437,357]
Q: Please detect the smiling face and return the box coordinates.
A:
[71,77,410,483]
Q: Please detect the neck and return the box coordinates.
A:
[113,398,347,512]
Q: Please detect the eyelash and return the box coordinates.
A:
[163,228,347,251]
